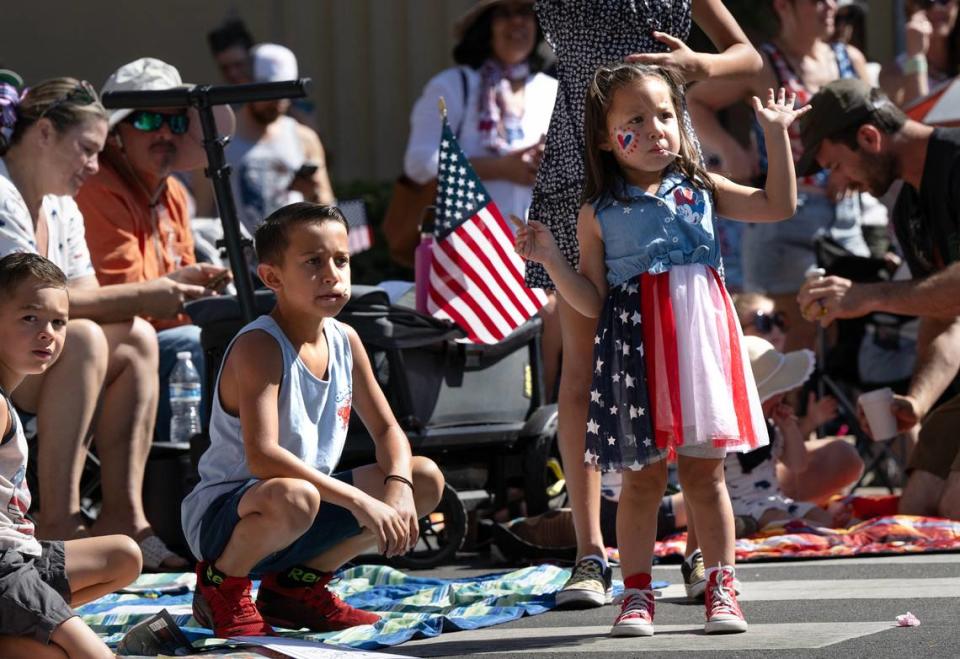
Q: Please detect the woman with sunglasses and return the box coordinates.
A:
[880,0,960,107]
[0,73,207,568]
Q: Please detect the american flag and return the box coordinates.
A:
[428,115,547,344]
[339,198,373,255]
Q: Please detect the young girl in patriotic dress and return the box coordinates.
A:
[514,62,808,638]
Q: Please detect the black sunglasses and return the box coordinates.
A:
[751,310,787,334]
[124,110,190,135]
[40,80,97,118]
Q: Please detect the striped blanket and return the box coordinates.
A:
[79,563,582,651]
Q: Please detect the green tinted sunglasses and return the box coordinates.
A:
[125,110,190,135]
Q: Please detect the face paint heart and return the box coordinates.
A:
[616,131,634,151]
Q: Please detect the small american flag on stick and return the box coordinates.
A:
[428,101,547,344]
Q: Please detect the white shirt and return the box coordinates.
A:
[404,66,557,224]
[0,159,95,280]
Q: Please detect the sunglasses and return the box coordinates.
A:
[40,80,97,118]
[751,310,787,334]
[125,110,190,135]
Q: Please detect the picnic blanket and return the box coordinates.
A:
[645,514,960,563]
[80,563,645,652]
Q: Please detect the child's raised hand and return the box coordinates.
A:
[751,87,811,131]
[511,215,560,266]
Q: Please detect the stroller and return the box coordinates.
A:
[184,285,562,569]
[811,237,918,490]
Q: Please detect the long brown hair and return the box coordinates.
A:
[582,62,714,206]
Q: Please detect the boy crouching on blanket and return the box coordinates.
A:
[181,203,444,638]
[0,253,142,658]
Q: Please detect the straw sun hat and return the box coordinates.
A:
[454,0,535,39]
[742,336,815,403]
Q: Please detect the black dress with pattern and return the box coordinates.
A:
[526,0,695,289]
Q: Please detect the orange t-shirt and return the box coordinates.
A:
[76,155,195,329]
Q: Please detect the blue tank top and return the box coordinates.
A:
[181,314,353,559]
[594,170,720,287]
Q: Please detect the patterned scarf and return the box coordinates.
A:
[476,58,529,155]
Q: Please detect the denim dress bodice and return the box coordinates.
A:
[594,171,721,287]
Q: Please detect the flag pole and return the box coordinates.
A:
[438,95,447,119]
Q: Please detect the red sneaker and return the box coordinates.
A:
[704,565,747,634]
[256,571,380,632]
[192,561,275,638]
[610,588,655,637]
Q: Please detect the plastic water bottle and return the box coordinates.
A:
[414,206,437,314]
[169,351,202,443]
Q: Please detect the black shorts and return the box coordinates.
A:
[0,541,74,643]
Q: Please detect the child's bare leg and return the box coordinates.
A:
[215,478,323,576]
[617,461,668,579]
[0,636,67,659]
[49,617,113,659]
[678,456,735,567]
[63,535,142,606]
[684,507,699,558]
[304,456,445,572]
[777,437,863,504]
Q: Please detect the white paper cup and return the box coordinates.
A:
[858,387,897,441]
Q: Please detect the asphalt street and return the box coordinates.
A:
[384,552,960,658]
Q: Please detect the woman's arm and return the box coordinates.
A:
[67,272,217,323]
[687,76,761,182]
[690,0,763,79]
[403,69,468,185]
[628,0,762,81]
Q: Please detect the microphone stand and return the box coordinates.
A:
[102,80,311,322]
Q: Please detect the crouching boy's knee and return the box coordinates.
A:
[254,478,323,534]
[411,456,445,515]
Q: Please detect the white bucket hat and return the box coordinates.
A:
[101,57,235,170]
[743,336,815,403]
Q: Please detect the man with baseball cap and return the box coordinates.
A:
[75,58,233,465]
[796,78,960,521]
[194,43,335,237]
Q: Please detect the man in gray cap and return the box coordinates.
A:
[796,78,960,521]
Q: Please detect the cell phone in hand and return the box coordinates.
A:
[207,270,230,292]
[294,162,320,179]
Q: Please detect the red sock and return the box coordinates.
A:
[624,572,652,590]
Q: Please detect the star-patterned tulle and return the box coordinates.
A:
[586,279,657,472]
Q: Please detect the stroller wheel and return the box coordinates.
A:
[523,432,566,516]
[389,483,466,570]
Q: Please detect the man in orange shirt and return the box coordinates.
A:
[77,58,232,447]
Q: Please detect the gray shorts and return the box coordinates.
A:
[0,541,74,644]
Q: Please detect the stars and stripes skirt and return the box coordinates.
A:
[585,264,768,472]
